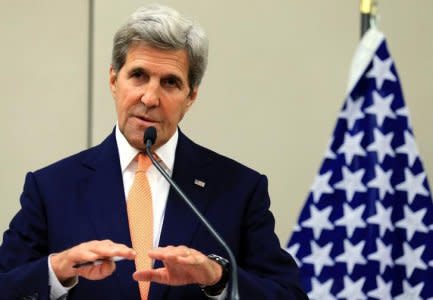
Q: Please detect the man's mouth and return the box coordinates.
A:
[135,115,157,123]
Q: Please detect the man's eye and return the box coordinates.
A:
[162,77,181,88]
[131,71,143,78]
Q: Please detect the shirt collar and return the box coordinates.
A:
[115,124,178,173]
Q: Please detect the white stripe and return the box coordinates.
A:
[346,26,385,95]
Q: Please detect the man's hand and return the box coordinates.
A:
[132,245,222,286]
[51,240,136,283]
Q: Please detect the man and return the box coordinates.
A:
[0,4,307,300]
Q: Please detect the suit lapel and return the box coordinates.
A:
[78,132,140,299]
[150,130,213,300]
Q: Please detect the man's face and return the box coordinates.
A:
[110,44,197,150]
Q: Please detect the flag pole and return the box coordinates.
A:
[360,0,377,37]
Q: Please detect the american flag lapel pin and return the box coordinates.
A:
[194,179,206,188]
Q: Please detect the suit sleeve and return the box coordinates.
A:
[237,175,308,300]
[0,172,50,300]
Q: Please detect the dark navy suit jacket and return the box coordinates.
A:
[0,130,307,300]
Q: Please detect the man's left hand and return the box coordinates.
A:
[132,245,222,286]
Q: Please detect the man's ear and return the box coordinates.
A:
[109,66,117,96]
[187,86,199,107]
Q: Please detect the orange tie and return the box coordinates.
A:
[127,153,153,299]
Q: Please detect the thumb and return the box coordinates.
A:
[133,268,167,283]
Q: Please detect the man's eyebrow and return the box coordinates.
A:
[163,74,185,86]
[162,73,182,80]
[128,67,181,78]
[126,66,185,85]
[128,66,146,73]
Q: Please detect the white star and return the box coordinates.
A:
[367,276,392,300]
[334,167,367,202]
[395,206,428,241]
[394,280,424,300]
[302,241,334,276]
[336,276,366,299]
[367,201,394,237]
[366,55,397,90]
[339,96,365,130]
[337,132,366,165]
[395,242,427,277]
[367,165,394,200]
[324,138,337,160]
[335,240,367,274]
[308,278,334,300]
[395,168,430,204]
[286,243,301,267]
[396,131,419,167]
[301,205,334,239]
[396,105,413,129]
[368,239,393,273]
[396,105,409,117]
[334,203,366,238]
[324,148,336,160]
[366,128,395,163]
[310,171,334,202]
[364,91,396,127]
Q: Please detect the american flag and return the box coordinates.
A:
[287,27,433,299]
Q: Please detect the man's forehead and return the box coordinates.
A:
[124,44,190,74]
[126,44,188,62]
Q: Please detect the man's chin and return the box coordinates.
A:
[124,128,168,150]
[125,134,147,150]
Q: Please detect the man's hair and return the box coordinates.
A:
[111,4,209,90]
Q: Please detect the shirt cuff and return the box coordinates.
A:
[48,254,79,300]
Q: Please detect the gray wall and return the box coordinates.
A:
[0,2,88,239]
[1,1,432,247]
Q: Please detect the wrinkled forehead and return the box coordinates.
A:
[125,43,189,70]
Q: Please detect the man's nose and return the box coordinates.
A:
[141,80,160,107]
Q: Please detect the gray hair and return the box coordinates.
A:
[112,4,209,90]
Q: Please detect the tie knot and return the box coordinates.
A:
[137,153,152,172]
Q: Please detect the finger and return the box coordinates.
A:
[170,247,206,265]
[78,260,117,280]
[133,268,168,284]
[176,254,204,265]
[148,246,206,267]
[65,243,135,273]
[80,240,136,261]
[147,245,192,261]
[66,248,100,266]
[77,259,115,273]
[133,269,153,281]
[147,248,177,261]
[52,241,132,282]
[94,240,136,258]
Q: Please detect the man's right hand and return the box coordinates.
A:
[50,240,136,283]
